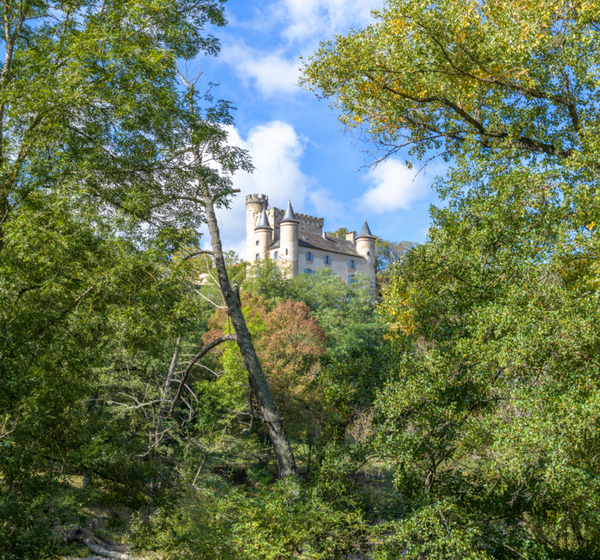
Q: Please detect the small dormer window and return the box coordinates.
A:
[324,255,331,264]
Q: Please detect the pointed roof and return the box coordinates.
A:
[357,220,374,239]
[281,199,298,222]
[255,208,271,230]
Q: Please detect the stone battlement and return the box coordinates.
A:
[246,193,269,203]
[245,192,376,285]
[265,207,324,235]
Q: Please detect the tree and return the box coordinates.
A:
[327,227,350,239]
[375,165,600,557]
[375,237,418,292]
[179,72,299,477]
[290,268,384,354]
[0,0,301,554]
[302,0,600,556]
[202,296,327,472]
[301,0,600,177]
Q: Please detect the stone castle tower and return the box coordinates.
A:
[245,194,376,285]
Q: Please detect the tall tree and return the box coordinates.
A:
[0,0,294,554]
[302,0,600,557]
[375,237,417,291]
[178,72,298,477]
[301,0,600,177]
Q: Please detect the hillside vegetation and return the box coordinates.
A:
[3,0,600,558]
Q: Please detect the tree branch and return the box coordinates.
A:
[169,334,237,414]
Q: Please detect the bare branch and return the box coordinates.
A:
[170,334,237,414]
[182,249,213,261]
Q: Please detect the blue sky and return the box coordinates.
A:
[195,0,443,257]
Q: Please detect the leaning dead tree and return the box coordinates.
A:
[198,191,297,478]
[176,69,298,478]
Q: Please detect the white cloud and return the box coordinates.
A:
[208,121,315,255]
[359,159,430,214]
[220,42,300,97]
[281,0,379,43]
[221,0,380,96]
[307,188,345,219]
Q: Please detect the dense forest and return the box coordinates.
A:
[2,0,600,558]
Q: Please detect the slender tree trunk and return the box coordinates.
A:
[156,336,181,444]
[199,185,297,478]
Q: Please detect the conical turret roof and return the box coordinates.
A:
[255,208,271,230]
[281,199,298,222]
[357,219,374,239]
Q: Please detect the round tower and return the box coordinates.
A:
[356,220,376,286]
[279,200,299,278]
[246,194,268,262]
[254,208,273,261]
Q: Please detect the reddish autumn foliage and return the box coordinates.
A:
[205,296,327,445]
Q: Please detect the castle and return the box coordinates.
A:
[246,194,376,285]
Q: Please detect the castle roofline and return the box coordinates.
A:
[280,199,298,223]
[268,232,364,258]
[356,220,375,239]
[255,208,272,230]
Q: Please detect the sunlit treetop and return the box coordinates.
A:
[301,0,600,175]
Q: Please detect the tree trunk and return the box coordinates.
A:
[156,336,181,445]
[199,187,297,478]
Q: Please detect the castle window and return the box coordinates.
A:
[274,251,279,260]
[306,251,314,261]
[285,248,288,255]
[349,274,356,285]
[304,268,315,275]
[255,253,260,262]
[324,255,331,264]
[349,260,356,269]
[256,239,260,246]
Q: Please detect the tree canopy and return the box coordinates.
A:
[301,0,600,177]
[301,0,600,557]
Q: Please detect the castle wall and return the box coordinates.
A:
[266,208,324,240]
[247,193,375,286]
[269,247,373,285]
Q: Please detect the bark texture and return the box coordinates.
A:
[199,186,298,478]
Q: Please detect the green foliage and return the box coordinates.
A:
[302,1,600,556]
[375,502,494,560]
[242,258,293,308]
[375,163,600,557]
[243,261,384,354]
[0,0,252,555]
[327,227,350,239]
[301,0,600,172]
[130,479,374,560]
[291,268,383,354]
[375,237,418,292]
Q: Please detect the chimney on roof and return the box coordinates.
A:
[322,231,327,239]
[346,231,356,243]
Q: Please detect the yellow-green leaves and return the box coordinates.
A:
[301,0,600,167]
